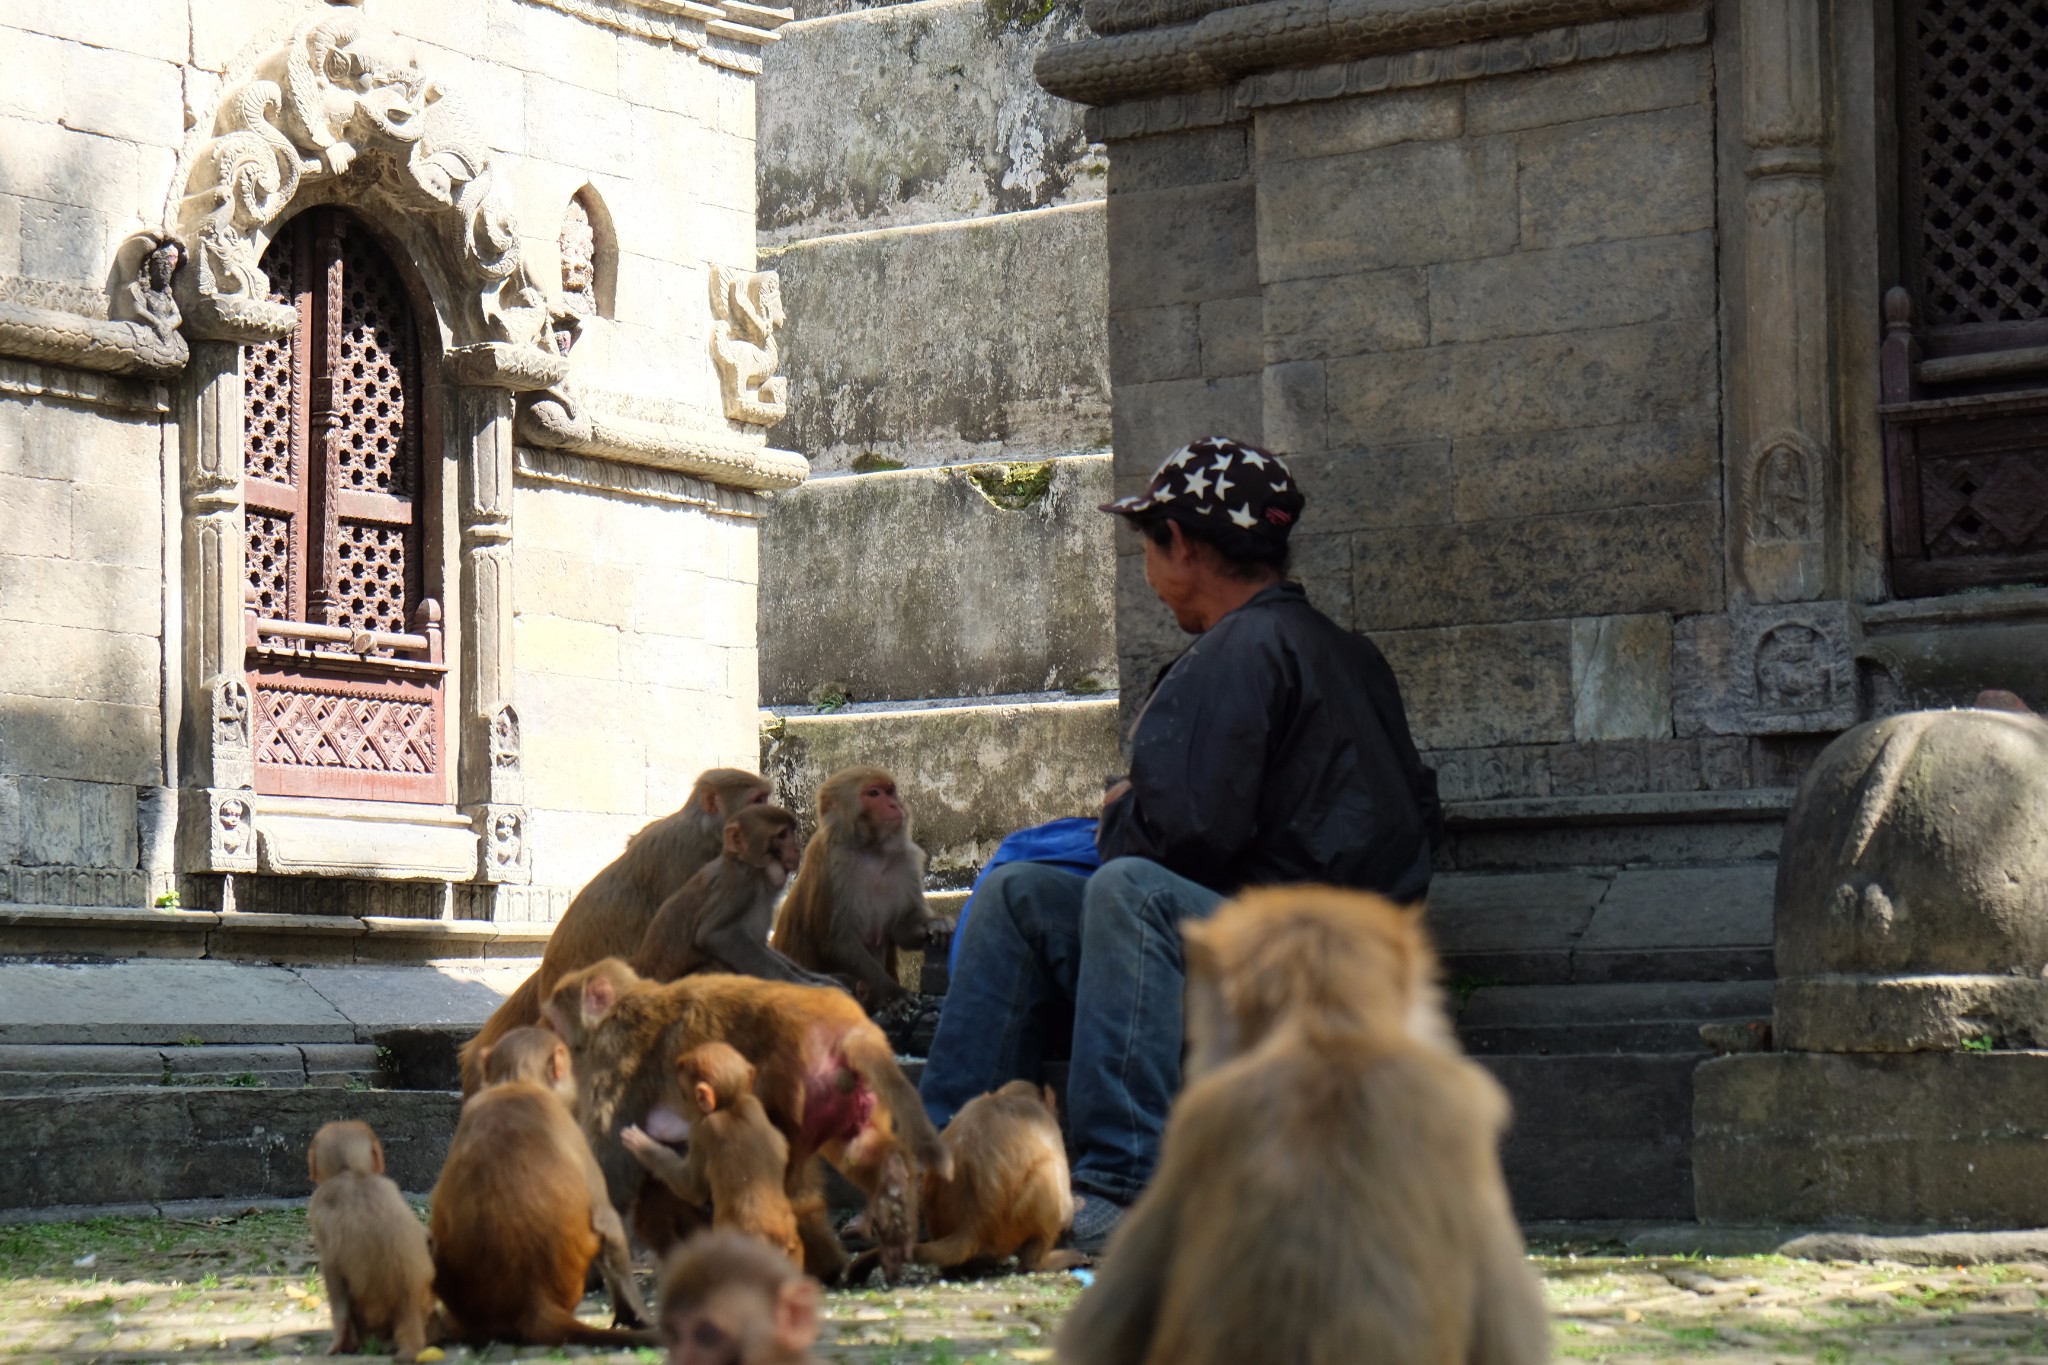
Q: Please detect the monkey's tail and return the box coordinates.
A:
[849,1033,952,1182]
[457,971,543,1097]
[545,1319,661,1349]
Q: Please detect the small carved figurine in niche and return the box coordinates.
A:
[1752,438,1815,542]
[491,811,523,870]
[126,239,184,338]
[559,198,597,316]
[217,795,253,858]
[490,705,522,770]
[709,266,788,426]
[214,679,253,749]
[1755,623,1834,713]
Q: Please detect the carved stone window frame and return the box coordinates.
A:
[171,3,567,898]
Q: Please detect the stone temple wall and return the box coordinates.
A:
[0,0,795,917]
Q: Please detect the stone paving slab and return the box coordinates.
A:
[292,963,530,1036]
[0,962,355,1046]
[1578,865,1778,950]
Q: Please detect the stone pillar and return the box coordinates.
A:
[1736,0,1831,605]
[178,343,256,875]
[454,385,530,902]
[1694,707,2048,1226]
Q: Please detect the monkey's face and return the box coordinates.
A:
[771,826,801,876]
[858,779,903,835]
[665,1281,818,1365]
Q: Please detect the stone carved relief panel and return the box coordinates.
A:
[710,267,788,426]
[1674,602,1860,736]
[175,0,568,384]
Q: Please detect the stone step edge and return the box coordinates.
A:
[762,690,1119,720]
[0,903,550,964]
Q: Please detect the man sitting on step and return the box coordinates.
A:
[918,435,1440,1254]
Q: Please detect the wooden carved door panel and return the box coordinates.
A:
[242,208,446,803]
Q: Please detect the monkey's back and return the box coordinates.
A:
[1145,1039,1538,1365]
[308,1172,432,1328]
[932,1089,1072,1255]
[430,1083,603,1338]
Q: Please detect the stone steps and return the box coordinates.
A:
[0,902,550,966]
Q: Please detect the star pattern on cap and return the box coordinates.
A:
[1182,465,1212,500]
[1210,459,1235,501]
[1240,448,1269,470]
[1227,503,1257,529]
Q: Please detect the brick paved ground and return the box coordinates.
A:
[6,1211,2048,1362]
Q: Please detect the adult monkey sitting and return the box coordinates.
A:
[461,768,772,1094]
[919,437,1441,1253]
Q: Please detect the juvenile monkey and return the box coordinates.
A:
[850,1079,1082,1282]
[544,958,949,1283]
[770,767,946,1010]
[462,767,771,1093]
[1057,888,1547,1365]
[634,806,836,989]
[659,1229,824,1365]
[306,1121,435,1362]
[622,1042,802,1263]
[432,1026,656,1348]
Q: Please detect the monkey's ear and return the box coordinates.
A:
[548,1045,571,1087]
[722,818,748,857]
[694,1080,719,1113]
[1042,1084,1059,1119]
[776,1277,823,1353]
[583,972,619,1026]
[368,1134,386,1176]
[306,1146,320,1183]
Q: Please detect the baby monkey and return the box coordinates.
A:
[660,1230,824,1365]
[623,1041,801,1263]
[306,1120,435,1362]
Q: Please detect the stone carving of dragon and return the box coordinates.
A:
[709,266,789,426]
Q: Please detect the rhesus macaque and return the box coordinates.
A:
[634,806,836,989]
[306,1121,435,1362]
[769,767,946,1010]
[849,1079,1083,1283]
[622,1042,802,1263]
[659,1230,824,1365]
[431,1026,657,1349]
[461,768,771,1093]
[543,958,949,1284]
[1057,888,1548,1365]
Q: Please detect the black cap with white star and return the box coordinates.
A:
[1098,437,1304,542]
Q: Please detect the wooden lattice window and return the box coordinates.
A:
[241,208,447,802]
[1881,0,2048,594]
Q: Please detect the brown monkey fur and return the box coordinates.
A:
[1056,888,1549,1365]
[659,1229,824,1365]
[432,1026,657,1349]
[850,1079,1083,1283]
[769,767,945,1010]
[634,806,835,989]
[622,1042,802,1263]
[306,1121,435,1362]
[543,958,949,1284]
[461,768,771,1093]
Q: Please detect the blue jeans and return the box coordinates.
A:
[919,856,1224,1204]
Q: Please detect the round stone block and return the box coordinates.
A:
[1776,707,2048,982]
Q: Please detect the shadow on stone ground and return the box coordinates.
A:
[7,1212,2048,1362]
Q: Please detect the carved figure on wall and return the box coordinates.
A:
[1755,623,1836,714]
[490,810,524,872]
[1751,436,1816,542]
[216,794,254,859]
[709,266,788,425]
[178,1,536,354]
[560,198,597,316]
[489,704,521,771]
[213,679,253,751]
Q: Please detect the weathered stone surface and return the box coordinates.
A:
[1581,865,1778,952]
[1105,122,1247,195]
[1774,709,2048,981]
[1109,304,1198,384]
[1428,869,1610,957]
[1372,621,1574,751]
[0,1088,458,1212]
[763,697,1120,883]
[758,0,1103,244]
[1259,359,1324,454]
[1464,46,1712,136]
[0,1045,165,1094]
[1107,180,1256,310]
[1459,981,1771,1054]
[1776,974,2048,1053]
[1515,103,1714,250]
[1485,1052,1697,1220]
[1254,85,1461,164]
[1262,267,1428,365]
[1326,319,1715,448]
[1428,231,1714,344]
[1353,504,1720,633]
[1196,293,1261,377]
[759,457,1115,703]
[1110,373,1261,476]
[1256,136,1518,282]
[1860,621,2048,715]
[1673,602,1861,738]
[1572,613,1673,742]
[0,696,160,787]
[0,776,137,869]
[0,962,353,1046]
[1449,418,1717,523]
[769,202,1110,470]
[1695,1052,2048,1227]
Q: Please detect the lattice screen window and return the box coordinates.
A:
[240,208,446,802]
[1901,0,2048,337]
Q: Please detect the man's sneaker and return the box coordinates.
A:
[1066,1194,1126,1256]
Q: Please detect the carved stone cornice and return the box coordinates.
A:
[0,240,189,377]
[1037,0,1698,105]
[516,388,809,492]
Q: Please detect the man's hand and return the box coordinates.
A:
[1102,779,1132,806]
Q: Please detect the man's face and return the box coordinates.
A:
[1142,522,1206,633]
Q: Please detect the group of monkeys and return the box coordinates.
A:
[302,763,1555,1364]
[302,765,1079,1363]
